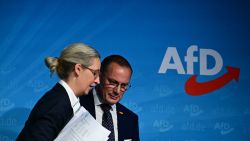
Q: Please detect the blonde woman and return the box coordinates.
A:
[17,43,101,141]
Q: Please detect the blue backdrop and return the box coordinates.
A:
[0,0,249,140]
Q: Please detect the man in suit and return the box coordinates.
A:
[80,55,140,141]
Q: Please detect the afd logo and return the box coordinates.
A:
[159,45,240,96]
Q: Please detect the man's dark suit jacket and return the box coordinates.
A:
[80,90,140,141]
[17,83,73,141]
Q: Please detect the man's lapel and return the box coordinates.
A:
[117,103,126,140]
[80,90,96,118]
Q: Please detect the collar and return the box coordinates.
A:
[59,80,80,114]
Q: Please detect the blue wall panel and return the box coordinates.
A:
[0,0,249,140]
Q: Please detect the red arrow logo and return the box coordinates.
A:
[185,66,240,96]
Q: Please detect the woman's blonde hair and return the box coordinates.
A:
[45,43,100,79]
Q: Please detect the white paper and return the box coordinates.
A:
[54,106,110,141]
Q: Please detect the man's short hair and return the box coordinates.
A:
[101,55,133,76]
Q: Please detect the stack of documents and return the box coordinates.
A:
[55,106,110,141]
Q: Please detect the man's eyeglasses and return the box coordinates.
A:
[104,77,131,92]
[81,65,100,79]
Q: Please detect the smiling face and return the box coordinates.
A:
[99,62,132,105]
